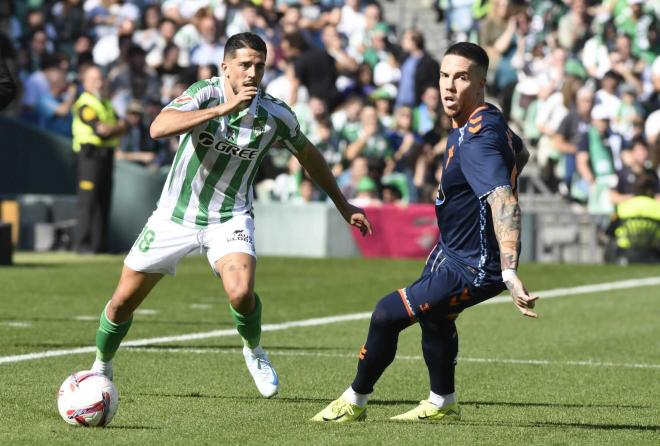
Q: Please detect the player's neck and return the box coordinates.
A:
[452,102,486,128]
[223,77,237,101]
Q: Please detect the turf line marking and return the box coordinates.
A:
[1,276,658,366]
[124,347,660,370]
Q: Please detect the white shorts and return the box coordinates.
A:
[124,212,256,276]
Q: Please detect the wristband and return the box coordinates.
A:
[501,269,517,282]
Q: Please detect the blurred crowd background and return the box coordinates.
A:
[0,0,658,214]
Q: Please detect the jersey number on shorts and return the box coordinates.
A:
[137,228,156,253]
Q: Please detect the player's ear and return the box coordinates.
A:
[221,60,228,77]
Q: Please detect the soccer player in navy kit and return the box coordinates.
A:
[313,42,538,422]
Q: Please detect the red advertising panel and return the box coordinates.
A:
[351,204,438,258]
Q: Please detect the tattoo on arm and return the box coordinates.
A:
[486,186,521,271]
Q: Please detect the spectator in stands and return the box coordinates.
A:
[345,104,392,163]
[343,62,376,99]
[609,33,644,94]
[381,182,403,205]
[336,0,365,44]
[557,0,590,53]
[293,177,317,204]
[582,19,616,80]
[173,7,211,67]
[414,111,451,202]
[349,176,381,208]
[387,106,421,176]
[50,0,86,57]
[145,18,178,68]
[283,31,340,110]
[413,85,441,136]
[339,155,369,201]
[395,29,439,108]
[155,43,184,104]
[0,51,16,110]
[116,99,158,167]
[320,25,358,78]
[553,86,594,198]
[315,117,342,177]
[133,4,163,57]
[294,95,328,143]
[370,86,395,129]
[595,70,622,113]
[642,56,660,118]
[613,83,644,143]
[20,55,60,124]
[36,64,77,137]
[480,0,525,120]
[108,44,160,117]
[610,137,660,205]
[190,14,224,66]
[575,104,626,212]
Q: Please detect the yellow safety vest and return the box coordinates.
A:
[614,196,660,249]
[71,91,119,152]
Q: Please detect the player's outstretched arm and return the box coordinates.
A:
[150,87,258,139]
[294,140,373,236]
[487,186,539,318]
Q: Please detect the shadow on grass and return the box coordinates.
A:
[366,399,649,409]
[458,419,660,432]
[124,345,352,351]
[1,317,233,327]
[1,263,59,268]
[129,393,660,432]
[104,425,161,430]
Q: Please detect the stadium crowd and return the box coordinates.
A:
[0,0,658,214]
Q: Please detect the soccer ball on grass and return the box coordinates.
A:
[57,371,118,427]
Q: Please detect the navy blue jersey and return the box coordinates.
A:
[435,103,523,287]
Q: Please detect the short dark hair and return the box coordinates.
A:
[409,30,425,51]
[282,32,309,52]
[223,32,267,60]
[443,42,489,74]
[632,173,657,198]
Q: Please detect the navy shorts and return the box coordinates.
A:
[397,244,507,322]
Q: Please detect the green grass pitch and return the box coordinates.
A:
[1,253,659,445]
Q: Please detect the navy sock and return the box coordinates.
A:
[351,291,414,394]
[420,317,458,395]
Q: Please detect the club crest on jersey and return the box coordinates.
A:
[198,131,259,160]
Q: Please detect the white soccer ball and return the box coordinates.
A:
[57,371,118,427]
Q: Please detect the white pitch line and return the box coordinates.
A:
[1,277,659,366]
[124,347,660,370]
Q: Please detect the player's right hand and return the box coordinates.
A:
[223,86,258,115]
[506,275,539,318]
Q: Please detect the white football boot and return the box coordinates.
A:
[243,346,279,398]
[91,359,113,381]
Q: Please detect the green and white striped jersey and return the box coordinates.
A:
[156,76,308,227]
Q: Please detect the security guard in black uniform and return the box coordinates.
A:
[72,65,126,253]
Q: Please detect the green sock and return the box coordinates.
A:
[95,306,133,362]
[229,293,262,348]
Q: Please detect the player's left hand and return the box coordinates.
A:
[342,204,373,236]
[506,275,539,318]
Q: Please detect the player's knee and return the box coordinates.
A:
[226,284,253,311]
[370,292,410,330]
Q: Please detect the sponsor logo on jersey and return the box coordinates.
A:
[175,95,192,103]
[227,229,253,244]
[198,131,259,160]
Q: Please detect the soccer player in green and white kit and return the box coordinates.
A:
[89,32,372,398]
